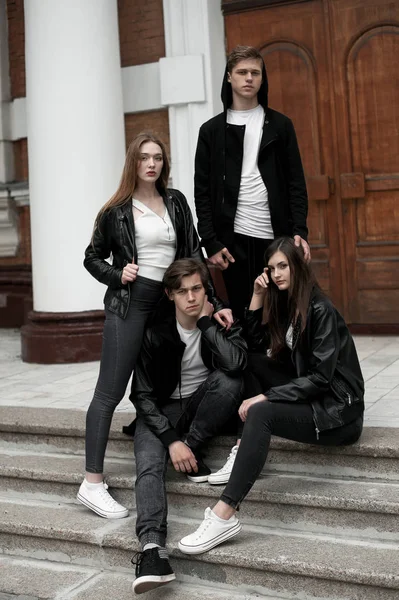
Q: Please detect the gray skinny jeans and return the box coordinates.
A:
[134,369,243,547]
[85,276,162,473]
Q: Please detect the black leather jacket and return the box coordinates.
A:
[84,189,223,319]
[131,314,247,448]
[245,290,364,436]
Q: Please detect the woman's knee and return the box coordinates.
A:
[247,352,268,372]
[88,388,122,415]
[247,399,274,422]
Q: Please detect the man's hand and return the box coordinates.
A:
[198,296,214,320]
[238,394,267,422]
[213,308,233,330]
[208,248,235,271]
[294,236,311,263]
[169,441,198,473]
[121,259,139,284]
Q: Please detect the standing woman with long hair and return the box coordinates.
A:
[77,133,232,519]
[179,237,364,554]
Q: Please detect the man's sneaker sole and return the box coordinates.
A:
[186,474,209,483]
[132,573,176,594]
[76,492,129,519]
[178,521,242,555]
[207,472,230,485]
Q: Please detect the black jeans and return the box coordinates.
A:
[85,276,163,473]
[134,369,243,547]
[222,233,273,321]
[220,353,363,509]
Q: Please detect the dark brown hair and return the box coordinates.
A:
[163,259,209,293]
[227,45,263,73]
[263,237,319,358]
[94,132,170,228]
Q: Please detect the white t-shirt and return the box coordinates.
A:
[227,104,274,239]
[170,321,210,399]
[132,198,176,281]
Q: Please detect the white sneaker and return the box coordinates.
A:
[208,445,238,485]
[178,507,241,555]
[77,479,129,519]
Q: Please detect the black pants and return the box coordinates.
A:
[222,233,273,321]
[85,276,163,473]
[220,353,363,509]
[134,369,243,547]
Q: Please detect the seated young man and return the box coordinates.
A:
[130,258,246,594]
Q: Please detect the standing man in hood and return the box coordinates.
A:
[195,45,310,321]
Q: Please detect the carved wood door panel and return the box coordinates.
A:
[329,0,399,324]
[224,0,399,324]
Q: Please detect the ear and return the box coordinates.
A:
[227,72,231,82]
[165,288,173,301]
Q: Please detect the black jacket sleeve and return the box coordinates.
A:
[282,119,308,241]
[194,125,225,258]
[83,211,123,289]
[197,316,247,374]
[131,329,180,448]
[267,302,340,402]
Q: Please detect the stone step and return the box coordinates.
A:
[1,498,399,600]
[1,406,399,479]
[0,555,278,600]
[1,447,399,538]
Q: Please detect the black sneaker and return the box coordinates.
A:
[187,455,211,483]
[131,548,175,595]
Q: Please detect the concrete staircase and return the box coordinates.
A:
[0,406,399,600]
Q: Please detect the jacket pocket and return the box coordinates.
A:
[331,376,359,406]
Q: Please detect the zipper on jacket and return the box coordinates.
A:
[311,405,320,440]
[347,393,352,406]
[259,135,278,154]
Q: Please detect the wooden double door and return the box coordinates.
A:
[224,0,399,326]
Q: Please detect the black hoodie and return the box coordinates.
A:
[194,58,308,258]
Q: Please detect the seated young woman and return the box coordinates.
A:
[178,236,365,555]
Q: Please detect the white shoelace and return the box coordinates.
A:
[193,509,214,540]
[97,483,122,508]
[218,446,238,473]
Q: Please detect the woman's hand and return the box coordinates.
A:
[214,308,233,330]
[238,394,267,422]
[121,260,139,285]
[253,268,269,295]
[249,269,269,311]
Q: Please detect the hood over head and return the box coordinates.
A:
[221,55,268,112]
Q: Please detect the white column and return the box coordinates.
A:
[161,0,226,212]
[24,0,125,312]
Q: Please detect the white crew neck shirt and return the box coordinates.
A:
[227,104,274,239]
[170,321,210,399]
[132,198,176,282]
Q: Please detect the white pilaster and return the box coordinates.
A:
[0,0,14,183]
[162,0,225,211]
[24,0,125,312]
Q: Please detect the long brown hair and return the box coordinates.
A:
[94,132,170,228]
[263,237,320,358]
